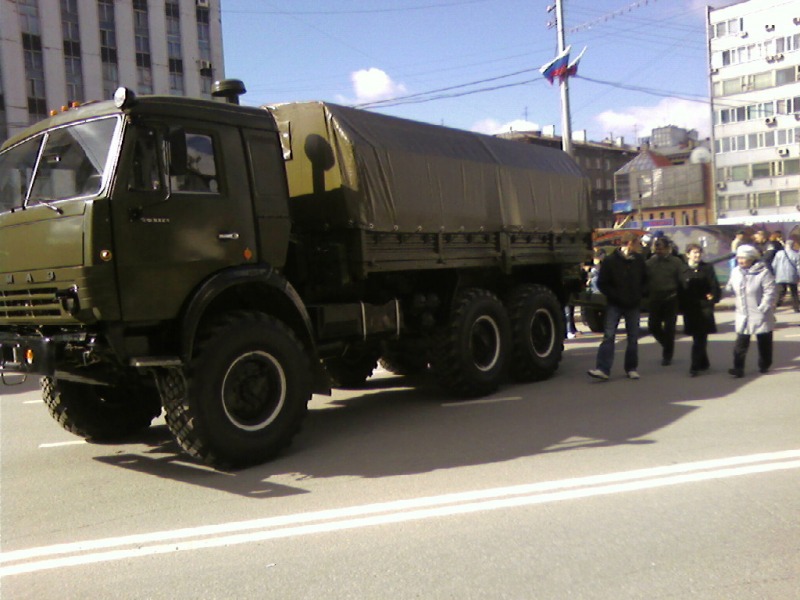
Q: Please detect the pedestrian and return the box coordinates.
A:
[681,243,721,377]
[587,231,648,381]
[730,229,752,270]
[772,234,800,312]
[564,303,579,339]
[753,229,781,272]
[645,236,685,366]
[725,244,777,378]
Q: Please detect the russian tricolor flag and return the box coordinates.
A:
[540,45,571,84]
[540,46,586,84]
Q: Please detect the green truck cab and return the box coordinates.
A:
[0,82,590,468]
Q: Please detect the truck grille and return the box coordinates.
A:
[0,288,63,318]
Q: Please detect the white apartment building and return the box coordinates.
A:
[0,0,224,141]
[708,0,800,225]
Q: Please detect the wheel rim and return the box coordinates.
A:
[470,315,502,372]
[221,351,286,431]
[529,308,556,357]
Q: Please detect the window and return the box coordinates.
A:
[784,159,800,175]
[776,67,796,86]
[130,126,161,192]
[731,165,749,180]
[27,118,118,202]
[780,189,799,206]
[170,132,218,193]
[757,192,776,207]
[728,194,748,209]
[752,162,770,178]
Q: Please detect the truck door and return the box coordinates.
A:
[110,119,257,322]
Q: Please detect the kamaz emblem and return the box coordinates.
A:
[141,217,170,224]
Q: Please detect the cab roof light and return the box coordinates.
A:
[113,87,137,109]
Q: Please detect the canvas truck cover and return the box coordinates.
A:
[267,102,590,235]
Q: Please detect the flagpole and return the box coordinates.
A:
[555,0,573,157]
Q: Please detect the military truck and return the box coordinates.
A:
[0,81,590,467]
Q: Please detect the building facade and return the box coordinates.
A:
[708,0,800,225]
[613,126,714,228]
[498,130,637,229]
[0,0,224,141]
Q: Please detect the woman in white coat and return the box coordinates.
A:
[725,244,777,378]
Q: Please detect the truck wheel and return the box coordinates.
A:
[431,288,511,397]
[162,311,311,468]
[41,376,162,441]
[324,342,381,387]
[581,306,605,333]
[507,285,563,381]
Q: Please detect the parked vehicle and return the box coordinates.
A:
[0,82,591,467]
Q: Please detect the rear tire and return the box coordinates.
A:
[161,311,311,468]
[430,288,511,397]
[41,376,161,441]
[507,285,563,381]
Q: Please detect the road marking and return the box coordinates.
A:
[38,441,86,448]
[2,449,799,577]
[441,396,522,407]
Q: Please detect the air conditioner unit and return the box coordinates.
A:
[766,55,776,63]
[765,116,777,125]
[749,208,758,215]
[794,17,800,25]
[196,0,210,7]
[716,181,727,190]
[710,67,719,75]
[794,113,800,121]
[743,179,753,185]
[739,31,749,38]
[765,24,775,31]
[776,53,785,61]
[198,60,212,70]
[778,147,790,156]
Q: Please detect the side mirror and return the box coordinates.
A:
[167,128,187,176]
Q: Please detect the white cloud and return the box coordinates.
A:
[348,68,407,104]
[471,118,541,135]
[594,97,711,143]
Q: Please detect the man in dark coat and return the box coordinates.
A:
[588,231,648,381]
[646,237,686,366]
[681,243,722,376]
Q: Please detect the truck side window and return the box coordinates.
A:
[170,133,218,194]
[130,126,162,192]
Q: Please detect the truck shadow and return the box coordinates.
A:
[91,329,800,496]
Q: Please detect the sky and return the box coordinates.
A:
[220,0,744,145]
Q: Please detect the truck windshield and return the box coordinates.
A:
[0,116,119,214]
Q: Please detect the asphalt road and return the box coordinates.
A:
[1,308,799,599]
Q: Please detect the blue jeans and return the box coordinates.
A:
[596,303,640,375]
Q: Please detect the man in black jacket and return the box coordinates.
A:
[646,237,686,366]
[588,231,648,381]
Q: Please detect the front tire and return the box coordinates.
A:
[581,306,605,333]
[161,311,311,468]
[42,376,162,441]
[430,288,511,397]
[507,285,563,381]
